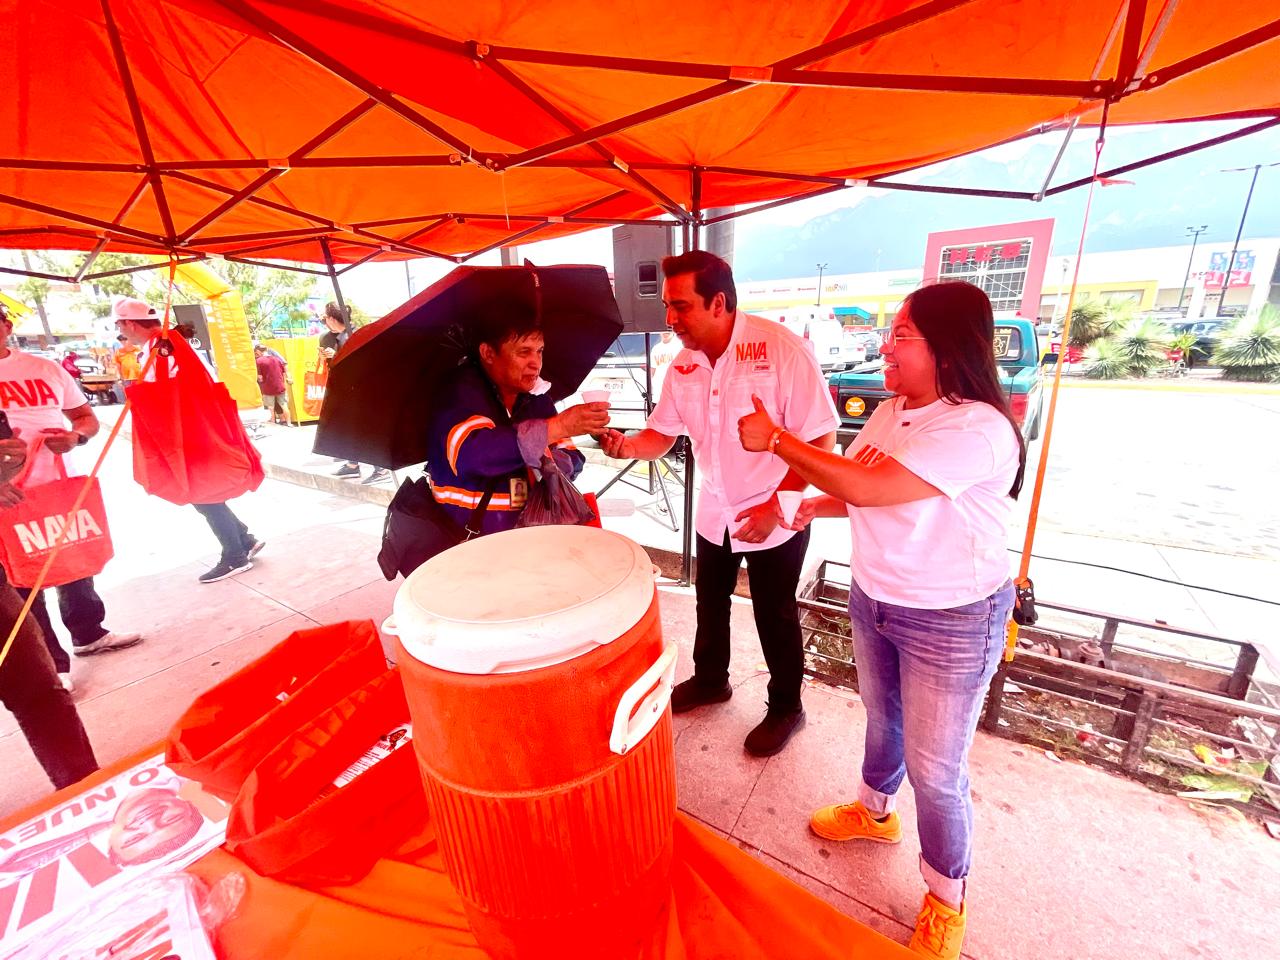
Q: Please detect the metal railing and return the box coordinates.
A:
[798,560,1280,821]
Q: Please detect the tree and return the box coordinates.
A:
[1215,304,1280,383]
[15,251,59,339]
[73,253,192,319]
[1067,296,1138,347]
[213,261,320,338]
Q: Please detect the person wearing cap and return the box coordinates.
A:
[0,307,142,689]
[0,435,99,790]
[600,251,838,757]
[113,297,265,585]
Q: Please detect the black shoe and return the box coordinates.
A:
[245,538,266,560]
[361,468,390,485]
[670,677,733,714]
[744,705,806,757]
[333,463,360,478]
[199,559,252,584]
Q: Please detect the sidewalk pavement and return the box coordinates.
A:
[1,409,1275,958]
[251,414,1280,675]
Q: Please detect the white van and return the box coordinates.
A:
[771,311,850,371]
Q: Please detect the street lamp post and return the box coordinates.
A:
[1215,163,1278,314]
[1178,224,1208,313]
[815,262,828,307]
[1051,257,1069,327]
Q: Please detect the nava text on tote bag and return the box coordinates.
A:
[303,355,328,419]
[0,438,113,588]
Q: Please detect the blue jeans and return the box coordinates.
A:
[848,577,1013,905]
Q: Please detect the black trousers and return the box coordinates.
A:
[693,528,811,712]
[15,577,109,674]
[193,502,254,563]
[0,584,98,789]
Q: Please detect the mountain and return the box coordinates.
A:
[734,124,1280,281]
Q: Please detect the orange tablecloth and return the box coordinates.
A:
[4,749,912,959]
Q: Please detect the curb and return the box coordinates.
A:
[262,462,394,507]
[1055,379,1280,396]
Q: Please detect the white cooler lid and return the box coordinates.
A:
[392,526,655,675]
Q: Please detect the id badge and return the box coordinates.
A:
[509,476,529,508]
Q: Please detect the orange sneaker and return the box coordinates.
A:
[908,893,966,959]
[808,800,903,843]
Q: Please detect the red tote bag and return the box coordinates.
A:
[127,333,265,506]
[165,620,389,800]
[0,439,114,588]
[225,668,430,887]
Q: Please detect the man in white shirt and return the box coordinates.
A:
[0,307,141,689]
[113,298,265,584]
[648,330,680,400]
[601,251,838,756]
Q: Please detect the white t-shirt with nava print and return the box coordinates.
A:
[845,396,1020,609]
[0,349,88,485]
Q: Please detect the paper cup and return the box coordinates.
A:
[581,389,611,405]
[777,491,803,526]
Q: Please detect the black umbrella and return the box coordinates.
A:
[313,263,623,469]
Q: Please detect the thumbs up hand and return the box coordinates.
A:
[737,394,778,453]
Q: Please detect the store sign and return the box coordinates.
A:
[1199,250,1255,289]
[944,241,1028,265]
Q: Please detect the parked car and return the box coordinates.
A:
[776,313,848,372]
[828,318,1045,448]
[1171,317,1230,366]
[847,328,883,362]
[837,329,868,368]
[575,331,652,431]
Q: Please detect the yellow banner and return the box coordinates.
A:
[262,335,324,424]
[173,262,261,410]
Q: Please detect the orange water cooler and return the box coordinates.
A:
[388,525,678,959]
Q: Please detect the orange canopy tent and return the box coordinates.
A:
[1,0,1278,281]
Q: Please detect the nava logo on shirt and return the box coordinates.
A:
[0,379,59,407]
[851,443,888,468]
[734,342,768,363]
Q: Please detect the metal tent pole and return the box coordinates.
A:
[319,237,348,316]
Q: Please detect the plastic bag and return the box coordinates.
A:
[515,454,596,528]
[225,669,428,887]
[165,620,387,800]
[7,871,244,960]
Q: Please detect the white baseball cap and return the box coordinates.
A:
[111,297,159,321]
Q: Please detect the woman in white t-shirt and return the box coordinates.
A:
[737,281,1025,960]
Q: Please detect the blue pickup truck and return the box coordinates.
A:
[827,318,1045,447]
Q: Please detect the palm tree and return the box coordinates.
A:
[1083,336,1128,379]
[1215,305,1280,382]
[1067,298,1107,347]
[1111,317,1172,377]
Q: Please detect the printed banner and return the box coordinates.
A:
[173,262,261,410]
[0,755,228,957]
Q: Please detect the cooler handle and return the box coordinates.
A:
[380,616,399,637]
[609,642,677,756]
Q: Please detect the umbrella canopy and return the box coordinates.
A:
[313,263,622,468]
[1,1,1278,272]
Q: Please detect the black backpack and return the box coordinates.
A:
[376,476,498,580]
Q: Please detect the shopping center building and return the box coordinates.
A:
[738,230,1280,329]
